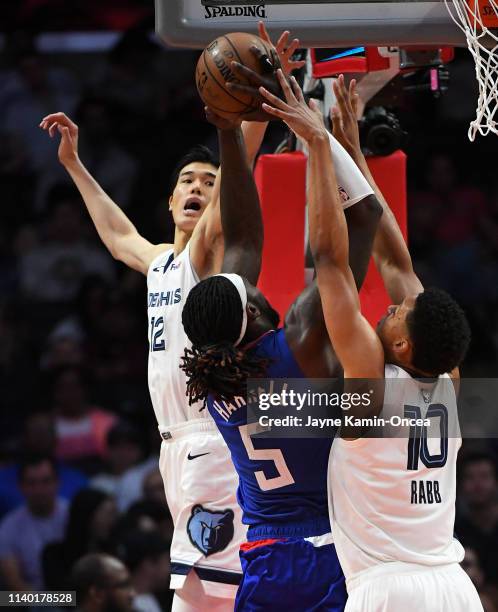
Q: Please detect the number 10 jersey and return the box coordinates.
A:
[328,364,465,583]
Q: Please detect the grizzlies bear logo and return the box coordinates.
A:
[187,505,234,556]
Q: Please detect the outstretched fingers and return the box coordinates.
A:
[349,79,360,116]
[257,21,291,57]
[333,76,353,125]
[276,69,296,104]
[344,76,356,115]
[333,76,346,112]
[335,75,356,118]
[283,38,301,64]
[308,98,322,117]
[290,75,305,103]
[259,82,289,110]
[260,103,290,121]
[275,30,290,54]
[258,21,304,74]
[257,21,272,44]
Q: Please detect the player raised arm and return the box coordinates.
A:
[260,71,384,379]
[331,78,463,383]
[204,111,264,286]
[188,120,268,279]
[189,26,305,278]
[330,76,423,304]
[39,112,169,275]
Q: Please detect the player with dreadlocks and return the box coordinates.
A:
[180,68,382,608]
[181,274,273,405]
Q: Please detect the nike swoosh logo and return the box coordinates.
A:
[187,452,210,460]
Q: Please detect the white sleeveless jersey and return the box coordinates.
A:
[147,243,207,427]
[329,364,464,582]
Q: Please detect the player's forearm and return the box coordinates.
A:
[351,151,411,267]
[308,134,349,270]
[350,149,423,301]
[219,127,263,283]
[241,121,268,167]
[202,122,266,244]
[63,158,138,258]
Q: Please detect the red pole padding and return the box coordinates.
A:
[254,152,307,320]
[254,150,407,328]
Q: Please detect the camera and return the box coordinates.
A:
[359,107,407,156]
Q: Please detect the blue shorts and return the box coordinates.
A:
[235,537,347,612]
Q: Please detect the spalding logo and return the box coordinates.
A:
[187,505,234,556]
[204,5,267,19]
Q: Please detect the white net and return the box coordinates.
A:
[445,0,498,140]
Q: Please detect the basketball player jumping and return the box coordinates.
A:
[180,86,381,610]
[39,26,311,611]
[38,113,242,611]
[259,70,482,611]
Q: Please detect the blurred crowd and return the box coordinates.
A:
[0,18,497,612]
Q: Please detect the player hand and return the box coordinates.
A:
[259,70,327,144]
[39,112,79,167]
[226,46,283,122]
[227,22,305,123]
[257,22,305,77]
[204,106,242,130]
[330,75,362,157]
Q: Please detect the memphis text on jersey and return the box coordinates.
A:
[148,288,182,307]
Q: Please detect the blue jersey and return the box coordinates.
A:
[207,329,333,540]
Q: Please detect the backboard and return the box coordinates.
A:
[155,0,467,48]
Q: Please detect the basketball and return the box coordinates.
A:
[196,32,273,119]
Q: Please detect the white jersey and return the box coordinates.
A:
[147,243,207,427]
[329,364,464,584]
[147,245,246,598]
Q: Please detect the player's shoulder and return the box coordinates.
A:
[248,329,304,378]
[384,363,409,379]
[246,329,281,356]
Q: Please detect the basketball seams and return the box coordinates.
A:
[224,34,260,109]
[201,48,252,109]
[222,34,246,66]
[197,36,266,118]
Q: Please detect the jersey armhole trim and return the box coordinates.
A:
[185,241,201,284]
